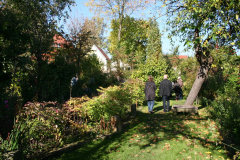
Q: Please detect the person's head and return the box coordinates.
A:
[178,76,181,80]
[148,75,153,81]
[163,75,168,79]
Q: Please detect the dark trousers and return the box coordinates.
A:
[162,95,170,112]
[175,91,180,100]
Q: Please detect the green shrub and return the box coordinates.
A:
[206,91,240,143]
[79,85,132,121]
[203,49,240,145]
[123,78,145,106]
[73,78,145,122]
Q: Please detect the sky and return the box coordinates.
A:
[58,1,217,58]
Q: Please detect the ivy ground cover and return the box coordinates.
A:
[54,100,232,160]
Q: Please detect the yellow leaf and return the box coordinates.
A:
[236,14,239,20]
[230,42,235,45]
[212,64,216,68]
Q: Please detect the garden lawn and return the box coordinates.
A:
[54,99,231,160]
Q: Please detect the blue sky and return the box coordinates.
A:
[60,1,224,57]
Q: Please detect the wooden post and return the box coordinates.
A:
[131,104,136,117]
[111,115,122,133]
[136,98,138,108]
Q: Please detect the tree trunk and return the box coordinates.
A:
[184,28,213,106]
[184,64,209,106]
[36,51,42,102]
[116,16,123,77]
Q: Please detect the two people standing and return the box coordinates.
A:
[145,75,181,114]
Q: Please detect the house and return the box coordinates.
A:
[89,45,131,72]
[52,34,67,49]
[50,36,128,73]
[30,34,66,62]
[50,36,111,73]
[89,44,110,72]
[50,34,68,60]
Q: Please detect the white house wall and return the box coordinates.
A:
[90,45,108,72]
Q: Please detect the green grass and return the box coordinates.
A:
[54,99,231,160]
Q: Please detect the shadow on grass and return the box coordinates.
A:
[53,101,226,160]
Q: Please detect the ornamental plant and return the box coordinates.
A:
[65,96,90,120]
[79,85,132,122]
[73,77,146,123]
[0,100,87,159]
[122,78,145,106]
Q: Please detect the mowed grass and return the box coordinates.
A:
[54,99,231,160]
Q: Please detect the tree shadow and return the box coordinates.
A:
[53,103,228,160]
[152,106,162,112]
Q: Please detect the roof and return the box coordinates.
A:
[95,45,110,60]
[178,55,188,59]
[53,34,66,44]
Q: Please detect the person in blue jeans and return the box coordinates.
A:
[144,75,157,114]
[159,75,172,113]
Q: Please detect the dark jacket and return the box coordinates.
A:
[177,79,183,88]
[173,82,181,92]
[144,81,157,100]
[159,79,172,96]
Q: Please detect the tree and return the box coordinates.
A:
[2,0,75,101]
[157,0,240,106]
[146,18,162,60]
[81,16,107,49]
[0,2,29,99]
[66,16,95,77]
[108,16,148,69]
[85,0,154,75]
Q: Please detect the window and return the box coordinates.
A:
[57,43,61,49]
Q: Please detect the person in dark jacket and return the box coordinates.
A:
[144,75,157,114]
[177,76,183,100]
[173,82,181,101]
[159,75,172,113]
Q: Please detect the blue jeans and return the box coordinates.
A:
[162,96,170,112]
[179,90,183,100]
[147,100,155,113]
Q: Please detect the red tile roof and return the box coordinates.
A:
[178,55,188,59]
[95,45,110,60]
